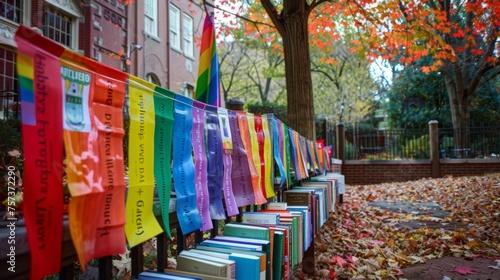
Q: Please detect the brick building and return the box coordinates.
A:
[126,0,203,95]
[0,0,205,119]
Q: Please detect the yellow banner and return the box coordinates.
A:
[246,113,262,195]
[125,76,163,247]
[261,117,274,197]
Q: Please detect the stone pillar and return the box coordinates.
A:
[429,120,440,178]
[226,98,244,111]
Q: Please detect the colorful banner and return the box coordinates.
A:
[206,107,226,219]
[237,112,267,204]
[61,57,99,268]
[125,76,163,246]
[228,110,255,206]
[192,101,212,230]
[268,115,286,189]
[172,94,203,233]
[218,108,238,216]
[89,62,128,260]
[154,87,175,238]
[217,108,237,214]
[288,127,300,180]
[15,26,65,280]
[261,116,274,196]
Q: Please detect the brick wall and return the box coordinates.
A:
[439,159,500,177]
[342,159,500,185]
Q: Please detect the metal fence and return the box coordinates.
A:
[328,122,500,160]
[345,127,430,160]
[439,125,500,159]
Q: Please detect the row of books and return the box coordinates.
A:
[138,178,339,280]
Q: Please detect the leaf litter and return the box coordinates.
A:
[291,174,500,279]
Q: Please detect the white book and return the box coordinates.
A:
[179,250,236,279]
[176,254,228,278]
[242,212,280,225]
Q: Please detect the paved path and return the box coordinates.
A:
[401,256,500,279]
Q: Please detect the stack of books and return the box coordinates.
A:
[159,182,332,280]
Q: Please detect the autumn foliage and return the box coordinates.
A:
[216,0,500,73]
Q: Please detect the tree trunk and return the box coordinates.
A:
[282,17,315,140]
[262,0,316,140]
[442,69,472,150]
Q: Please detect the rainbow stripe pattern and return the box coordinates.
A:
[195,12,220,107]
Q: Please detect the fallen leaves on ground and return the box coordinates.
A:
[448,266,476,275]
[291,173,500,279]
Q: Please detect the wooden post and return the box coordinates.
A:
[131,244,144,279]
[336,122,345,203]
[335,122,345,167]
[429,120,440,178]
[156,232,169,272]
[98,257,113,280]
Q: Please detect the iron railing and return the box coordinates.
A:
[345,127,429,160]
[327,122,500,160]
[439,125,500,158]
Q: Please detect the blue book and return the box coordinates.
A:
[229,252,263,280]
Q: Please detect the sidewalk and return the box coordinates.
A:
[402,256,500,280]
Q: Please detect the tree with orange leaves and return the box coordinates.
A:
[216,0,499,143]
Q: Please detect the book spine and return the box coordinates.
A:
[242,212,279,225]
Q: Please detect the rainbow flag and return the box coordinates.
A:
[195,12,220,107]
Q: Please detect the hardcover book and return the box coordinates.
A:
[283,190,313,209]
[212,235,271,280]
[242,212,280,225]
[179,250,236,279]
[223,222,270,241]
[198,239,263,252]
[163,269,228,280]
[139,271,202,280]
[194,246,266,280]
[176,254,228,278]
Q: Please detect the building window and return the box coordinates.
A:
[182,82,194,98]
[0,0,22,23]
[0,48,18,119]
[169,4,180,50]
[144,0,157,36]
[183,13,194,57]
[146,73,160,86]
[42,6,73,48]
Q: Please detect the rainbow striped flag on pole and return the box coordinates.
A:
[195,12,220,107]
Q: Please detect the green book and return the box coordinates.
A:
[272,231,284,280]
[223,222,270,240]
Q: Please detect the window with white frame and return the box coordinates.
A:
[42,5,74,48]
[183,13,194,57]
[0,0,22,23]
[169,4,180,50]
[0,47,17,119]
[182,82,195,98]
[144,0,157,36]
[146,73,160,86]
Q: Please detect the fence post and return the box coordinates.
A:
[336,122,345,171]
[429,120,440,178]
